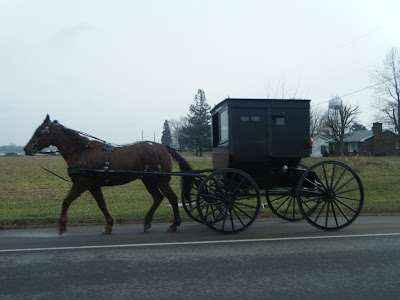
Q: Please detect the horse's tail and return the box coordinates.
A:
[166,147,193,203]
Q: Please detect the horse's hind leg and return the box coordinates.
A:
[157,178,181,232]
[59,183,86,235]
[142,177,164,232]
[90,186,115,235]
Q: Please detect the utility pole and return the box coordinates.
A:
[141,130,149,141]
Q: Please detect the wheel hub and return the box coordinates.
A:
[325,189,336,201]
[224,197,235,210]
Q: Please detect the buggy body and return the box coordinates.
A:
[211,98,311,187]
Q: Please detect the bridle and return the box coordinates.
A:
[30,122,53,154]
[29,120,116,182]
[29,121,73,182]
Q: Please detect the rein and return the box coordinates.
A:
[33,156,72,182]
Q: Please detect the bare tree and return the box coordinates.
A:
[265,75,303,99]
[310,106,325,137]
[370,47,400,142]
[322,100,360,155]
[168,118,185,149]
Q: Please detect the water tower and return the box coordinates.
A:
[329,98,342,109]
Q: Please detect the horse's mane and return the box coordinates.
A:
[54,121,91,147]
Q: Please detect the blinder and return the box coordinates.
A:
[31,122,53,153]
[34,126,50,137]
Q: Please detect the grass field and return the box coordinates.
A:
[0,155,399,228]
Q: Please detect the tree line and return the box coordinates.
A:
[0,144,24,152]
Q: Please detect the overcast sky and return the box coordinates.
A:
[1,0,399,146]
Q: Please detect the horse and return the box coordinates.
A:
[24,115,193,235]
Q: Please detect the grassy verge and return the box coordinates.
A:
[0,155,399,228]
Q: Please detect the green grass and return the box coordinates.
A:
[0,155,399,228]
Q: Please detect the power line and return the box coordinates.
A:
[311,79,390,107]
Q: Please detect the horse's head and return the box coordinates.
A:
[24,115,54,156]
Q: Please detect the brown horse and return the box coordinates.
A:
[24,115,193,235]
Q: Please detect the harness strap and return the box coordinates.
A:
[102,143,114,185]
[103,143,114,172]
[145,142,161,172]
[78,144,89,167]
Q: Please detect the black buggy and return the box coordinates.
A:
[182,98,364,233]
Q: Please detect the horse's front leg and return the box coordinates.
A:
[59,183,86,235]
[90,186,115,234]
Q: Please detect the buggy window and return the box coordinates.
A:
[220,109,228,143]
[212,108,229,146]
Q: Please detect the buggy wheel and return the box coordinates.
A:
[296,161,364,231]
[266,164,308,222]
[196,168,261,233]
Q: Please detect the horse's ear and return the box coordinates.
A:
[45,114,51,123]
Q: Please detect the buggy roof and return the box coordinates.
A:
[211,98,311,114]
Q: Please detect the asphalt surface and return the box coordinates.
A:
[1,216,400,300]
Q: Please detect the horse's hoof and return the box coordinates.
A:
[102,228,112,235]
[144,224,151,232]
[59,228,67,235]
[168,226,177,232]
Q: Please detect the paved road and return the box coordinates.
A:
[1,216,400,300]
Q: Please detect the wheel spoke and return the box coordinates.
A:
[221,207,227,231]
[335,195,361,201]
[206,204,224,221]
[325,200,330,228]
[273,195,291,210]
[322,164,330,189]
[283,197,294,218]
[233,201,259,209]
[330,163,337,189]
[232,208,246,227]
[232,176,247,196]
[313,200,327,223]
[229,209,235,231]
[213,178,227,199]
[302,195,324,203]
[330,200,339,227]
[333,197,358,213]
[269,194,289,203]
[332,167,347,191]
[232,203,254,219]
[332,198,350,222]
[334,176,356,194]
[335,187,361,196]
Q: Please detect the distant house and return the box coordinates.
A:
[311,134,331,157]
[328,122,399,156]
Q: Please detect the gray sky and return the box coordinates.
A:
[1,0,399,146]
